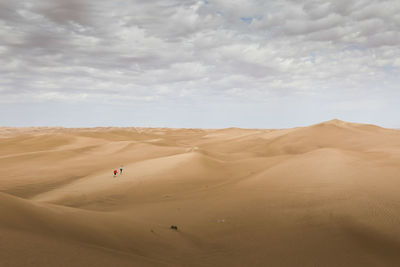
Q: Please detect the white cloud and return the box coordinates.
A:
[0,0,399,127]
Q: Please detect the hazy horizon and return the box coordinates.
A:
[0,118,398,130]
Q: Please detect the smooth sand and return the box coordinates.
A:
[1,119,400,266]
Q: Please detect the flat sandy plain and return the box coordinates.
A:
[1,119,400,266]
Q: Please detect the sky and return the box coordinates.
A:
[1,0,399,128]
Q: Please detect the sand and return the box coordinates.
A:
[1,119,400,266]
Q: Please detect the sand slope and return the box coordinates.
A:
[1,120,400,266]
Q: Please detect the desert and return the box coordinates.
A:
[1,119,400,266]
[2,0,400,266]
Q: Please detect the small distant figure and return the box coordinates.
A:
[113,169,118,177]
[120,165,124,175]
[170,225,178,230]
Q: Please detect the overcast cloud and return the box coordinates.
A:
[0,0,399,128]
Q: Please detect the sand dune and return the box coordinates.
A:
[2,120,400,266]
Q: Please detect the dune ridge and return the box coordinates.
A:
[1,120,400,266]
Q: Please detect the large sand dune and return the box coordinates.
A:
[2,120,400,266]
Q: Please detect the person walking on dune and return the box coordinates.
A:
[113,169,118,177]
[120,165,124,175]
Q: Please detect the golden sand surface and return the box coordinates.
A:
[1,119,400,266]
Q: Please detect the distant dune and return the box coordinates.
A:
[1,120,400,266]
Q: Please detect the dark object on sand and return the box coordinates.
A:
[170,225,178,230]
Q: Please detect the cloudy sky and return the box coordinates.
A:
[1,0,399,128]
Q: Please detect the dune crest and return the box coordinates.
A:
[1,120,400,266]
